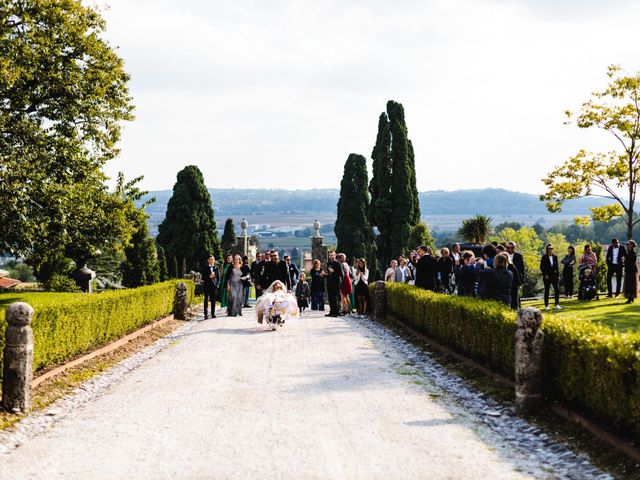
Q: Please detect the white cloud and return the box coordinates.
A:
[99,0,640,194]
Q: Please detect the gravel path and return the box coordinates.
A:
[0,308,609,480]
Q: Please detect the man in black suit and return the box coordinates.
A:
[539,244,561,310]
[606,238,626,297]
[250,252,264,297]
[284,254,300,289]
[201,255,221,319]
[324,251,343,317]
[506,241,525,281]
[414,246,438,291]
[262,250,291,291]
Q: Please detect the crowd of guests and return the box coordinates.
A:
[386,238,638,311]
[198,237,639,319]
[200,249,371,319]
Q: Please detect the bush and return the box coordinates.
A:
[374,282,516,378]
[43,274,81,292]
[0,280,194,378]
[375,282,640,439]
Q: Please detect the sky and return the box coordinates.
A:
[99,0,640,194]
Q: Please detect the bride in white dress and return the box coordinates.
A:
[256,280,299,325]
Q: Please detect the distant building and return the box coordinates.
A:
[0,269,20,289]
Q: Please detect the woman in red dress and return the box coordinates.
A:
[338,253,353,315]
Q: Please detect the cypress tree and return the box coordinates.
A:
[121,210,160,288]
[387,100,421,258]
[368,113,393,273]
[157,245,168,281]
[220,218,237,255]
[369,101,427,264]
[157,166,221,271]
[335,154,375,262]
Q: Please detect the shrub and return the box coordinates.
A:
[0,280,193,379]
[374,282,640,439]
[375,282,516,378]
[44,274,81,293]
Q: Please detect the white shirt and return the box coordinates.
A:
[548,255,554,267]
[612,246,619,265]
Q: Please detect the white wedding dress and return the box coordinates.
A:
[255,280,299,325]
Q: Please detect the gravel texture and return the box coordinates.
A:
[0,308,610,479]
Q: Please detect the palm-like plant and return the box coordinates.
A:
[458,214,493,244]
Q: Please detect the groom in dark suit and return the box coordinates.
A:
[201,254,220,319]
[606,238,626,297]
[539,244,561,310]
[262,251,291,291]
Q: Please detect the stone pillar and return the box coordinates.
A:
[311,219,328,265]
[2,302,34,413]
[373,281,387,321]
[240,218,248,256]
[515,307,544,414]
[73,264,96,293]
[174,282,188,320]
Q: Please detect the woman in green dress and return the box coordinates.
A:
[219,254,233,308]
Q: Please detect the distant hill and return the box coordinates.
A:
[142,188,608,234]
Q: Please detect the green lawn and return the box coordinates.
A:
[523,296,640,333]
[0,292,87,320]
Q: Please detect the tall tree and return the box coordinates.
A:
[541,65,640,240]
[369,113,393,272]
[387,101,421,257]
[220,218,237,255]
[336,154,375,262]
[157,166,220,271]
[0,0,134,269]
[368,101,424,267]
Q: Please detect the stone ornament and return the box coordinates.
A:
[174,282,189,320]
[2,302,35,414]
[515,307,544,414]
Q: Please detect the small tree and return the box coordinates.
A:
[221,218,237,255]
[121,210,159,288]
[157,246,168,281]
[541,65,640,240]
[169,256,179,279]
[459,215,493,244]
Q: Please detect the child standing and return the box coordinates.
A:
[295,273,311,315]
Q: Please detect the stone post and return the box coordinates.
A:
[240,218,248,256]
[73,264,96,293]
[2,302,34,413]
[515,307,544,414]
[174,282,188,320]
[311,219,328,265]
[373,281,387,321]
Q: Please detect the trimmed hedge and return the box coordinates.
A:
[373,282,640,439]
[0,280,194,377]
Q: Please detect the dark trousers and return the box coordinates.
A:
[203,287,217,317]
[327,283,340,315]
[311,291,325,310]
[243,286,250,306]
[562,268,574,296]
[607,264,623,295]
[543,277,560,306]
